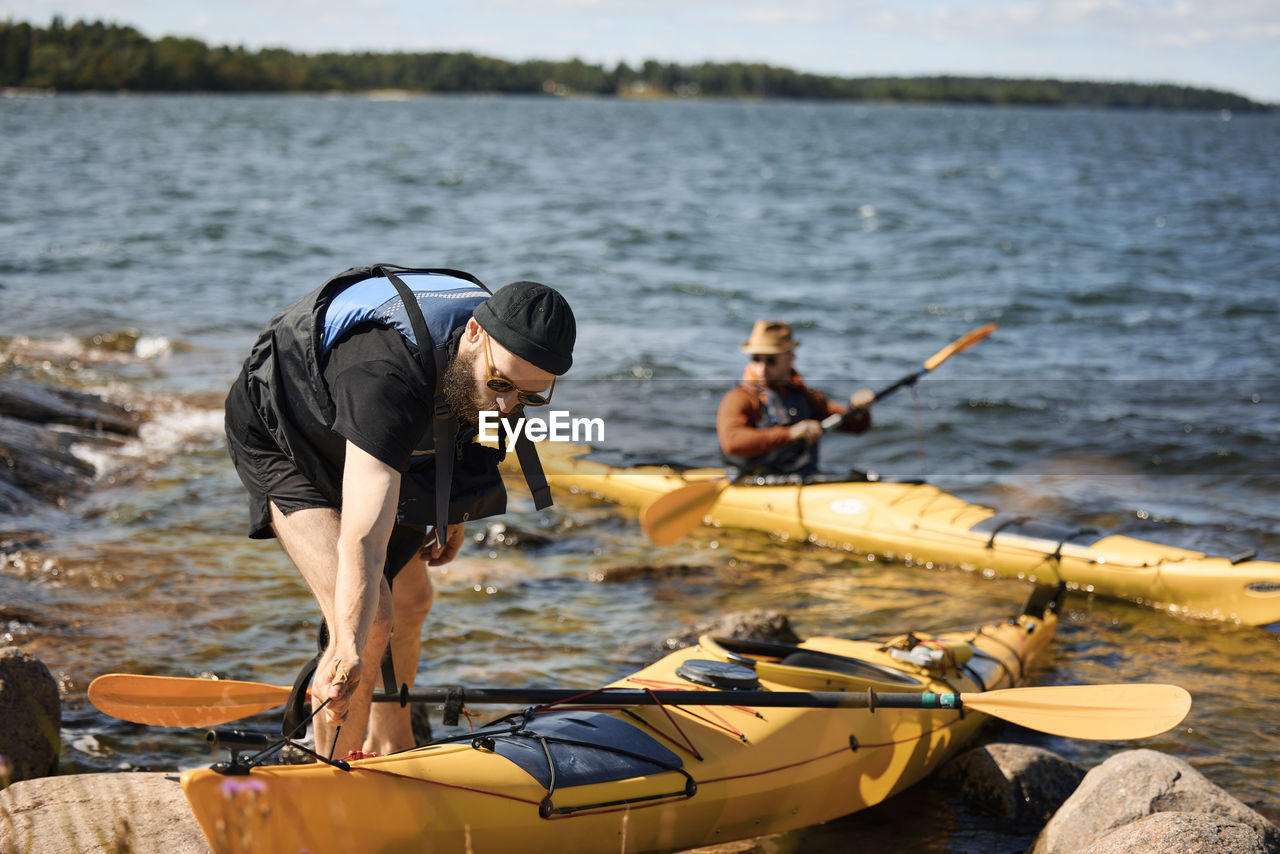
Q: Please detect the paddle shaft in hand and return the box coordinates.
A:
[640,322,998,545]
[88,673,1189,741]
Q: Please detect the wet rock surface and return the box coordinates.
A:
[0,377,140,436]
[617,607,801,665]
[659,608,802,651]
[937,742,1086,832]
[0,646,61,783]
[590,561,719,584]
[471,520,554,550]
[0,376,139,513]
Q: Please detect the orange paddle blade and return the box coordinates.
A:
[89,673,295,727]
[922,322,997,371]
[963,683,1191,740]
[639,478,730,546]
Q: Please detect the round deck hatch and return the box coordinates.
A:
[675,659,760,690]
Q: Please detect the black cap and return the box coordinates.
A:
[473,281,576,375]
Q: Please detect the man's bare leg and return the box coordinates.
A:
[364,557,434,754]
[269,502,392,758]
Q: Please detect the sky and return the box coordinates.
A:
[5,0,1278,104]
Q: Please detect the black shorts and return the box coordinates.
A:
[224,371,427,580]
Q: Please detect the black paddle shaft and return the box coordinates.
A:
[371,685,959,712]
[818,367,927,432]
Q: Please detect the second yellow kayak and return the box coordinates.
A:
[540,445,1280,627]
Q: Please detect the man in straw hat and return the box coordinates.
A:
[717,320,873,478]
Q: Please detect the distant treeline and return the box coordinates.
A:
[2,17,1269,111]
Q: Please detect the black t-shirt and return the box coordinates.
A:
[321,324,437,472]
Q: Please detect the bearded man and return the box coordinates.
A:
[224,265,575,758]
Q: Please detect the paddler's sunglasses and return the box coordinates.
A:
[483,332,555,406]
[751,354,782,365]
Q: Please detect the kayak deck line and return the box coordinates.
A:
[535,444,1280,626]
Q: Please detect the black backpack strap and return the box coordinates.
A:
[429,349,454,551]
[376,265,458,552]
[511,427,553,510]
[370,263,490,293]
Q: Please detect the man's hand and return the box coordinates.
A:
[321,657,363,724]
[849,388,875,409]
[424,522,466,566]
[788,419,823,444]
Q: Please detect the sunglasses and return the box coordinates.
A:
[751,354,783,365]
[483,332,555,406]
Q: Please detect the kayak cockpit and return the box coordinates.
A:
[697,634,928,692]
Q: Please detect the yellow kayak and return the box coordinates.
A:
[540,445,1280,627]
[181,589,1059,853]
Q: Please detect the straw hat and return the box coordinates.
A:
[740,320,799,355]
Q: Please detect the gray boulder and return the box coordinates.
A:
[937,742,1085,832]
[1031,749,1280,854]
[1084,811,1275,854]
[0,646,61,782]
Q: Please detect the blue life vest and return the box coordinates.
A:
[320,273,488,356]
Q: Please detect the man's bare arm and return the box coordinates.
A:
[323,442,401,721]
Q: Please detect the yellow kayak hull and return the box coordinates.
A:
[541,446,1280,627]
[181,596,1057,853]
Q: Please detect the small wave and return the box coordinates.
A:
[71,406,225,476]
[134,336,173,360]
[138,407,225,451]
[86,330,179,360]
[1,331,179,372]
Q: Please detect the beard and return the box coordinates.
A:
[440,344,492,429]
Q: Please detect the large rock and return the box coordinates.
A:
[1084,811,1275,854]
[0,647,61,782]
[0,413,98,507]
[590,562,717,584]
[660,609,802,651]
[0,377,140,435]
[619,609,802,669]
[0,376,139,513]
[1031,749,1280,854]
[0,771,209,854]
[937,742,1085,832]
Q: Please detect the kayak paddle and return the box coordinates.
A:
[89,673,1188,740]
[639,322,997,546]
